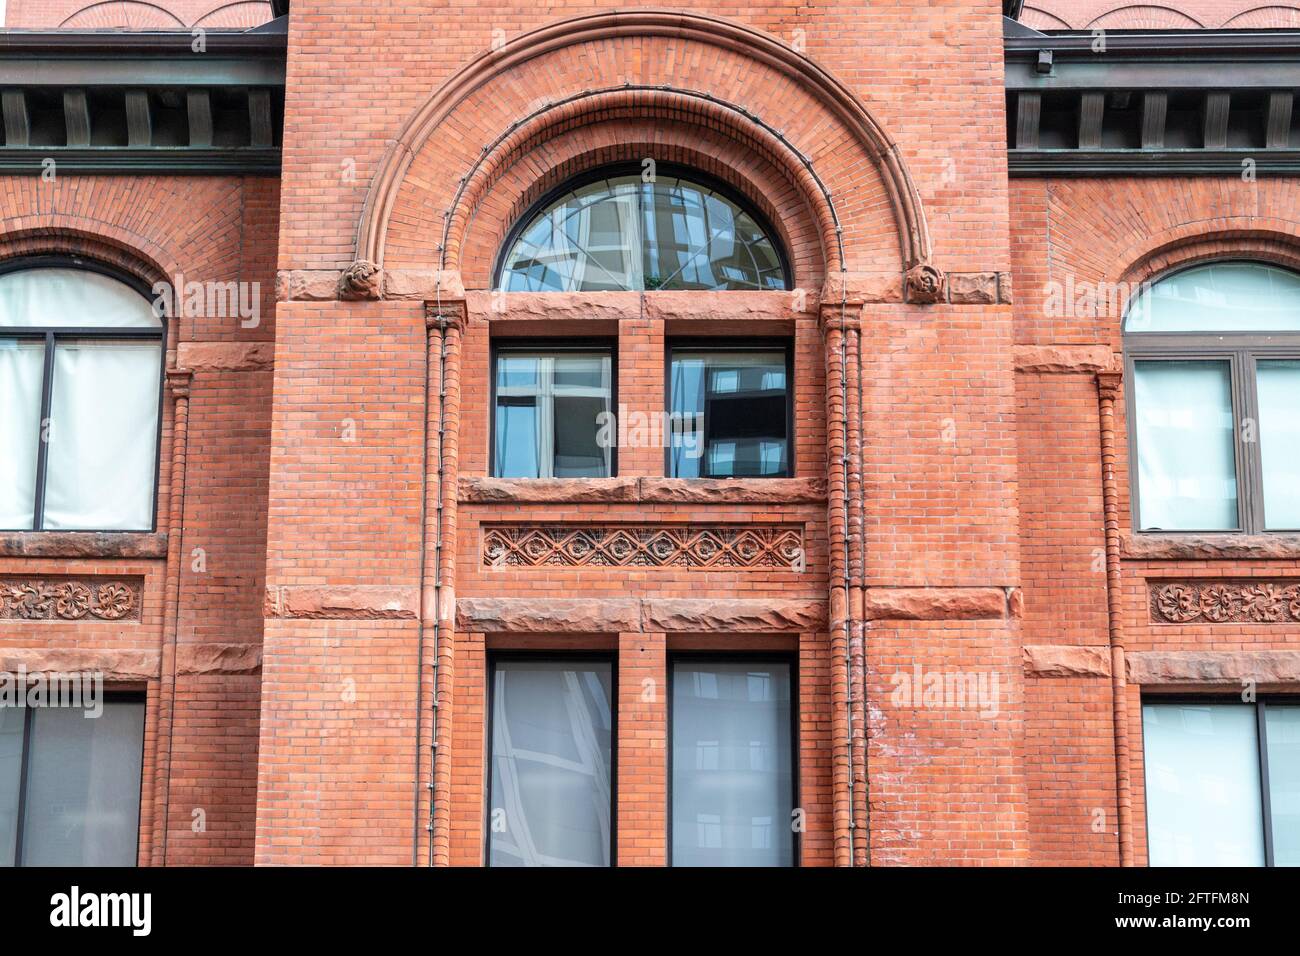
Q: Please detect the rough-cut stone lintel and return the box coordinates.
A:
[1129,650,1300,685]
[264,585,419,620]
[455,597,826,633]
[0,643,262,679]
[177,341,274,371]
[1023,644,1112,678]
[864,586,1020,621]
[0,532,168,559]
[460,476,827,504]
[1125,533,1300,561]
[1014,344,1118,374]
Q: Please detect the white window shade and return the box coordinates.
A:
[1143,703,1266,866]
[1133,360,1238,531]
[0,339,44,528]
[1265,705,1300,867]
[1258,361,1300,529]
[0,706,22,865]
[1126,262,1300,332]
[43,339,162,530]
[0,267,161,328]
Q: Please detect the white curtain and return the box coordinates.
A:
[21,700,145,866]
[0,339,44,528]
[1143,703,1265,866]
[1134,360,1239,530]
[1127,262,1300,332]
[1265,706,1300,866]
[488,660,613,867]
[0,267,160,328]
[1259,360,1300,529]
[672,661,794,866]
[43,339,162,530]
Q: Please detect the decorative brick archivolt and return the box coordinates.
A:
[482,525,805,571]
[0,576,142,622]
[349,9,937,296]
[1150,580,1300,624]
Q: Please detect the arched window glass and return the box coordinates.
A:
[0,264,163,531]
[497,167,790,292]
[1125,261,1300,533]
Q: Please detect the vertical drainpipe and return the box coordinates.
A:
[152,366,192,866]
[1096,370,1134,866]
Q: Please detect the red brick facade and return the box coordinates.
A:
[2,1,1298,867]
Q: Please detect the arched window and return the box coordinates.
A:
[496,165,790,292]
[1125,261,1300,533]
[0,261,164,531]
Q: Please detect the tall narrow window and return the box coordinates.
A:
[487,657,614,867]
[1142,699,1300,866]
[668,344,791,479]
[671,658,795,866]
[0,263,164,531]
[492,347,613,479]
[1125,261,1300,533]
[496,165,790,292]
[3,695,146,867]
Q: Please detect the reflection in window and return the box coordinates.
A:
[493,350,612,478]
[487,658,614,867]
[498,170,789,292]
[672,659,793,866]
[669,347,790,478]
[0,266,163,531]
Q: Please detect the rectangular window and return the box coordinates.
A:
[668,344,791,479]
[670,657,795,866]
[2,694,145,867]
[1142,699,1300,866]
[492,348,613,479]
[1257,360,1300,530]
[1132,360,1239,531]
[487,656,614,867]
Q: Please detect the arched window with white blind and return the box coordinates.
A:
[0,261,164,531]
[1125,261,1300,534]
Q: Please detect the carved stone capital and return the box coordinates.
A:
[425,299,468,331]
[1097,370,1124,401]
[904,262,945,305]
[338,259,382,300]
[166,367,193,399]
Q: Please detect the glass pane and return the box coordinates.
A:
[493,351,611,479]
[1126,262,1300,332]
[0,268,161,329]
[670,350,788,478]
[1265,705,1300,866]
[499,172,787,292]
[0,707,23,866]
[43,339,162,530]
[672,660,794,866]
[1133,360,1238,530]
[21,700,145,866]
[1142,703,1265,866]
[488,659,613,867]
[1258,361,1300,529]
[0,338,44,529]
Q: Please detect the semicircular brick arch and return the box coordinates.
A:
[60,0,185,28]
[1086,5,1206,28]
[354,9,934,292]
[193,1,274,27]
[1224,5,1300,27]
[1020,6,1072,29]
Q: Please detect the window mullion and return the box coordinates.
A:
[1258,699,1276,867]
[31,331,56,531]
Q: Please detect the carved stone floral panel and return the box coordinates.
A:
[483,525,805,571]
[1150,580,1300,624]
[0,576,143,622]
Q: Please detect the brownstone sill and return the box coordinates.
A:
[460,476,827,505]
[0,531,168,559]
[1123,533,1300,561]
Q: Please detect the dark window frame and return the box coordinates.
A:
[488,338,619,480]
[1141,694,1300,868]
[666,651,800,868]
[492,161,794,293]
[1124,259,1300,535]
[7,689,147,867]
[0,255,166,533]
[483,650,619,868]
[664,337,796,479]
